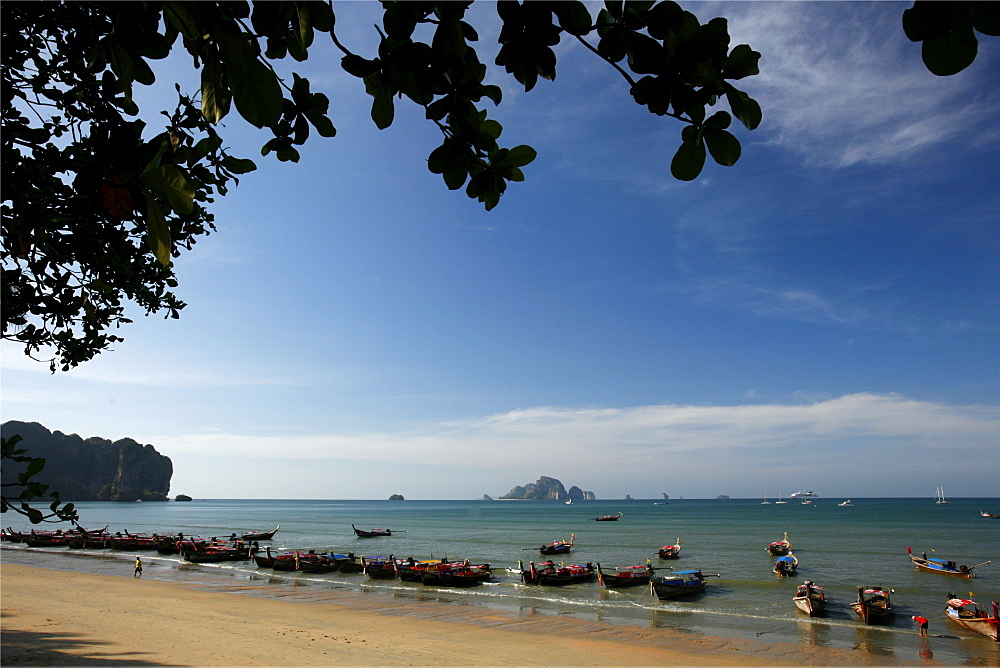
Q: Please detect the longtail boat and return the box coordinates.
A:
[657,538,682,559]
[396,558,442,582]
[352,524,394,537]
[765,532,791,556]
[907,547,989,578]
[596,562,653,588]
[851,586,894,624]
[945,596,999,641]
[594,513,622,521]
[519,559,595,585]
[335,553,365,573]
[773,552,799,577]
[539,534,575,555]
[297,551,341,573]
[240,525,280,541]
[362,555,399,579]
[981,510,1000,519]
[793,580,826,616]
[420,561,492,587]
[649,569,719,599]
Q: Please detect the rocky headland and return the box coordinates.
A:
[499,476,595,501]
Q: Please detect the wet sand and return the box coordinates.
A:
[1,563,900,666]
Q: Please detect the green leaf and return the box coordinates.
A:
[371,90,395,129]
[922,31,978,76]
[480,119,502,139]
[724,83,762,131]
[341,54,380,78]
[670,134,706,181]
[496,144,537,168]
[141,166,195,214]
[231,56,283,128]
[221,155,257,174]
[722,44,761,80]
[24,457,45,480]
[704,127,741,166]
[201,59,231,124]
[143,194,172,266]
[554,1,593,36]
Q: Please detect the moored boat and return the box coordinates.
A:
[420,560,492,587]
[838,500,854,507]
[765,532,791,556]
[539,534,575,555]
[649,568,719,599]
[596,562,653,588]
[793,580,826,616]
[773,553,799,577]
[240,525,280,541]
[945,595,999,641]
[907,547,988,578]
[519,560,595,585]
[657,538,682,559]
[352,524,395,537]
[851,586,894,624]
[594,513,622,521]
[362,555,399,579]
[981,510,999,519]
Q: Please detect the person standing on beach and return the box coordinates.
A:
[134,556,143,577]
[912,615,928,637]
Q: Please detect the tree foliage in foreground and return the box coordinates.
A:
[2,0,764,372]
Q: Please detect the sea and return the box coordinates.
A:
[3,496,999,665]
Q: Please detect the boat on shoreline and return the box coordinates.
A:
[945,596,1000,641]
[519,560,595,585]
[907,547,988,577]
[851,586,894,624]
[596,562,653,588]
[793,580,825,616]
[649,568,719,599]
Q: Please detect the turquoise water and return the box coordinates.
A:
[4,497,999,664]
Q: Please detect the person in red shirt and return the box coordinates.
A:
[912,615,929,637]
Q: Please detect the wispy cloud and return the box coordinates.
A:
[157,393,1000,498]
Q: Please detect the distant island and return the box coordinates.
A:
[388,494,404,501]
[483,494,494,501]
[1,420,172,502]
[499,476,595,501]
[175,494,193,502]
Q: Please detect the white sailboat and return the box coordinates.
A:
[761,489,771,505]
[935,486,951,504]
[775,490,788,504]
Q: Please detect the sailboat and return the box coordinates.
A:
[775,490,788,505]
[761,490,771,505]
[935,486,951,505]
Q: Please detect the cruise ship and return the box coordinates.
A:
[788,490,819,498]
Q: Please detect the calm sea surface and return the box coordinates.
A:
[3,497,999,664]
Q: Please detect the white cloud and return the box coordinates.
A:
[156,393,1000,498]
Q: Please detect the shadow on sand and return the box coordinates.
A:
[1,621,166,666]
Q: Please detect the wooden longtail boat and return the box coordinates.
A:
[23,530,70,547]
[981,510,1000,519]
[596,562,653,588]
[352,524,395,537]
[649,569,719,599]
[773,552,799,577]
[945,596,999,641]
[907,547,989,577]
[362,555,399,579]
[594,513,622,521]
[396,558,442,582]
[539,534,575,555]
[519,560,595,585]
[108,532,158,550]
[240,526,280,541]
[335,553,366,573]
[765,532,791,556]
[420,561,492,587]
[851,586,894,624]
[297,552,341,573]
[793,580,826,616]
[657,538,682,559]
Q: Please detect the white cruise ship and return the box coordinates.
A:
[788,490,819,498]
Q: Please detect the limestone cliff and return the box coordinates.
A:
[1,421,172,501]
[500,476,595,501]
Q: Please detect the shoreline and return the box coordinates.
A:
[1,563,901,666]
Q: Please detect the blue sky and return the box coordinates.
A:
[2,2,998,500]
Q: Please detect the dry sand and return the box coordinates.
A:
[2,563,895,666]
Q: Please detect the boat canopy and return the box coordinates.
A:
[948,598,975,607]
[776,556,795,563]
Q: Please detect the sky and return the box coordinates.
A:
[2,2,998,500]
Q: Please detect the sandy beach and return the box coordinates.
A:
[2,562,903,666]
